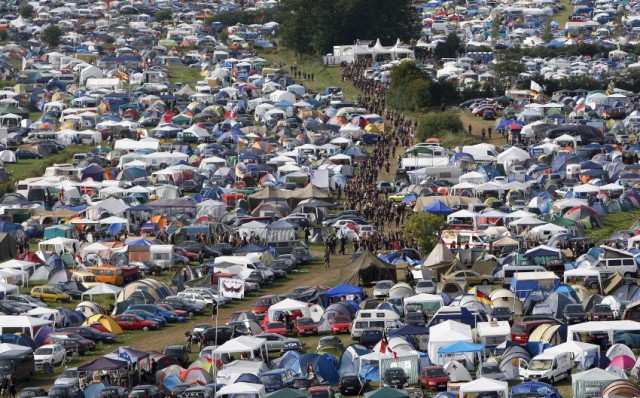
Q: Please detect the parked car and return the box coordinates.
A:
[113,314,159,331]
[34,344,66,367]
[329,316,351,335]
[50,283,84,300]
[372,280,393,298]
[339,373,369,395]
[307,386,335,398]
[200,326,235,345]
[5,294,46,309]
[260,369,298,392]
[128,385,165,398]
[251,295,284,317]
[18,387,48,398]
[490,306,514,323]
[48,384,83,398]
[592,304,615,321]
[122,310,167,327]
[97,386,129,398]
[442,270,494,285]
[360,329,383,348]
[54,367,79,386]
[43,334,94,355]
[420,366,450,391]
[405,311,426,326]
[60,327,117,344]
[415,279,436,294]
[15,149,43,160]
[162,345,190,367]
[294,317,318,337]
[254,333,304,353]
[265,321,289,336]
[563,304,587,324]
[30,286,71,303]
[477,361,506,380]
[383,368,408,389]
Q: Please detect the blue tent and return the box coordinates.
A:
[325,284,364,307]
[0,333,36,350]
[237,373,261,383]
[291,353,339,386]
[126,239,155,246]
[554,284,580,302]
[358,364,379,382]
[270,350,301,370]
[511,381,561,398]
[80,164,104,182]
[162,374,181,393]
[438,341,485,355]
[422,200,454,215]
[84,382,110,398]
[46,254,65,269]
[389,325,429,337]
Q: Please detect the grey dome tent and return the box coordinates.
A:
[532,292,576,318]
[317,302,357,332]
[582,294,603,312]
[388,282,415,298]
[499,345,532,380]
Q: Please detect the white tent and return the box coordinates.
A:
[81,283,122,301]
[0,315,53,337]
[0,268,28,287]
[0,282,19,297]
[267,298,311,320]
[24,307,60,325]
[568,321,640,342]
[215,382,266,398]
[428,320,473,365]
[459,377,508,398]
[196,200,227,219]
[38,237,79,254]
[564,268,601,292]
[215,360,268,385]
[213,336,267,359]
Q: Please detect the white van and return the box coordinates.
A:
[520,351,572,384]
[350,310,401,340]
[592,256,638,277]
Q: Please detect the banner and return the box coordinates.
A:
[219,278,244,299]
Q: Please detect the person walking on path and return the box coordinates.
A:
[324,248,330,268]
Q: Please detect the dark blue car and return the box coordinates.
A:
[260,369,298,392]
[123,309,167,327]
[128,304,186,323]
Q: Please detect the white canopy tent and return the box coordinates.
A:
[545,341,600,370]
[459,378,508,398]
[0,315,53,337]
[215,382,266,398]
[267,298,311,321]
[81,283,122,301]
[428,320,473,365]
[564,268,602,292]
[213,336,268,360]
[568,321,640,342]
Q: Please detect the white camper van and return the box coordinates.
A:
[520,351,572,383]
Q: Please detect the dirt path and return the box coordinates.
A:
[459,110,507,147]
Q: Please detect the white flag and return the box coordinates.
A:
[530,80,543,94]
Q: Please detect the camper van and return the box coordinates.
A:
[591,247,638,277]
[87,266,141,286]
[0,347,35,383]
[441,230,490,250]
[350,310,401,340]
[520,351,572,383]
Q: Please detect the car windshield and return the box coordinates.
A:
[255,298,272,306]
[594,305,611,312]
[297,318,313,325]
[35,348,53,355]
[386,369,405,377]
[165,347,182,355]
[492,307,509,314]
[261,375,281,384]
[333,316,349,323]
[407,313,422,320]
[376,281,392,289]
[528,360,552,370]
[268,322,284,328]
[482,364,501,373]
[565,305,584,314]
[417,281,433,287]
[426,368,447,378]
[61,369,78,378]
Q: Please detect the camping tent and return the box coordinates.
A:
[81,283,122,301]
[324,284,363,306]
[544,341,599,370]
[459,378,508,398]
[364,387,408,398]
[428,320,473,365]
[339,250,396,285]
[571,368,621,398]
[267,298,311,321]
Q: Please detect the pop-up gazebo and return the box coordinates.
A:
[459,377,508,397]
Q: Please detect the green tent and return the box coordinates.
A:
[0,104,29,119]
[551,217,576,227]
[266,388,309,398]
[364,387,408,398]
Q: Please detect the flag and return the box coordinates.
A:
[530,80,543,96]
[476,290,492,305]
[380,331,398,360]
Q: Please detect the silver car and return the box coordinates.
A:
[478,362,506,381]
[373,280,393,298]
[254,333,304,353]
[415,279,436,294]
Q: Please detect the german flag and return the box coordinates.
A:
[476,290,492,305]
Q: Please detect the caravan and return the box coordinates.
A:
[350,310,401,340]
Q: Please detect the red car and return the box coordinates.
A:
[265,321,289,336]
[174,247,197,260]
[420,366,450,391]
[252,295,282,317]
[329,316,351,335]
[307,386,335,398]
[294,317,318,337]
[157,303,188,318]
[113,314,159,331]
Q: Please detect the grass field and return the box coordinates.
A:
[169,66,203,85]
[4,145,93,184]
[586,207,640,243]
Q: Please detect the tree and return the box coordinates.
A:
[434,32,462,59]
[19,4,33,19]
[416,112,463,141]
[155,9,172,22]
[41,25,62,47]
[541,21,552,43]
[491,15,502,40]
[404,213,444,254]
[492,61,525,80]
[279,0,420,55]
[386,62,432,111]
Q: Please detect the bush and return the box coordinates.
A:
[19,5,34,18]
[41,25,62,47]
[416,112,464,141]
[155,9,172,22]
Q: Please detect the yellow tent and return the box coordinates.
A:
[84,314,124,335]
